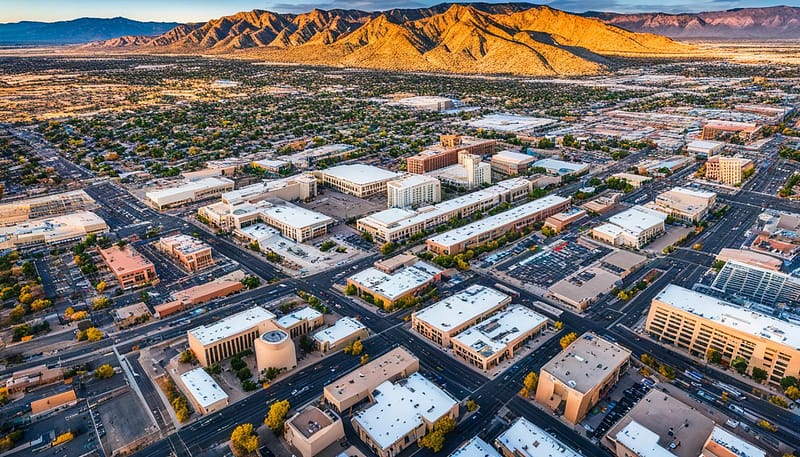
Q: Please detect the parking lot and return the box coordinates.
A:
[582,374,651,439]
[504,239,611,288]
[95,390,155,452]
[10,402,100,457]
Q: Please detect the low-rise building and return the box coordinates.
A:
[312,317,368,353]
[646,284,800,386]
[636,156,693,175]
[532,158,589,177]
[648,187,717,223]
[686,139,725,156]
[352,372,458,457]
[324,347,419,412]
[715,248,782,271]
[582,193,621,215]
[30,390,78,419]
[591,205,666,249]
[427,195,571,255]
[450,437,501,457]
[387,174,442,209]
[98,245,158,290]
[187,307,276,367]
[285,406,345,457]
[412,285,511,347]
[701,120,761,141]
[113,302,151,329]
[254,329,296,373]
[156,234,214,272]
[495,417,581,457]
[145,177,234,210]
[392,95,456,112]
[610,173,651,189]
[347,261,442,309]
[220,175,317,205]
[451,305,548,371]
[314,164,400,198]
[5,365,63,394]
[536,332,631,424]
[154,270,245,318]
[490,150,536,176]
[548,267,621,312]
[0,190,95,225]
[705,155,754,185]
[179,368,228,415]
[544,207,587,232]
[0,211,108,250]
[275,307,324,338]
[251,158,291,174]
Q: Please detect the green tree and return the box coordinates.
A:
[344,283,357,296]
[94,364,115,379]
[265,400,290,433]
[230,423,259,456]
[706,348,722,364]
[179,349,197,364]
[780,376,799,389]
[731,357,748,374]
[752,367,768,383]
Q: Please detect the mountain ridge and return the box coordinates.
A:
[0,17,181,45]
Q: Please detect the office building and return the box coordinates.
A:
[701,120,760,141]
[710,260,800,308]
[705,156,754,185]
[347,261,442,309]
[314,164,400,198]
[544,207,587,233]
[406,135,496,174]
[200,199,333,242]
[156,234,213,272]
[452,305,548,371]
[610,173,651,189]
[275,307,324,339]
[145,177,234,210]
[450,437,500,457]
[254,329,296,373]
[715,248,782,272]
[179,368,229,415]
[591,205,666,249]
[536,332,631,424]
[490,150,536,176]
[221,175,317,205]
[0,190,95,225]
[532,158,589,177]
[387,174,441,209]
[0,211,108,250]
[646,284,800,386]
[495,417,581,457]
[312,317,368,353]
[412,285,511,347]
[98,245,158,290]
[357,178,532,244]
[648,187,717,223]
[154,270,245,318]
[285,406,345,457]
[187,307,276,367]
[427,195,571,255]
[324,347,419,412]
[686,139,725,156]
[426,152,492,190]
[352,372,458,457]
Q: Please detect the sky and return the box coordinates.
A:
[0,0,795,23]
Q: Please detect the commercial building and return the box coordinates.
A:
[285,406,345,457]
[704,155,754,185]
[346,261,442,309]
[582,193,621,215]
[701,120,761,141]
[427,196,571,255]
[178,368,229,415]
[648,187,717,223]
[636,156,693,175]
[532,158,589,177]
[254,329,296,373]
[0,190,95,225]
[406,135,496,174]
[154,270,245,318]
[536,332,631,424]
[646,284,800,386]
[156,234,214,272]
[187,307,276,367]
[113,302,151,329]
[251,158,291,174]
[466,113,557,134]
[285,144,357,169]
[490,150,536,176]
[450,437,500,457]
[686,139,725,156]
[495,417,581,457]
[312,317,368,353]
[145,177,234,210]
[201,199,333,243]
[5,365,63,394]
[0,211,108,250]
[275,307,324,339]
[548,267,621,312]
[387,174,441,209]
[357,178,532,244]
[393,95,455,111]
[221,175,317,205]
[324,347,419,412]
[412,285,511,347]
[452,305,548,371]
[30,390,78,419]
[610,173,651,189]
[591,205,666,249]
[98,245,158,290]
[751,211,800,260]
[314,164,400,198]
[426,152,492,190]
[715,248,782,271]
[544,207,587,233]
[352,372,459,457]
[709,260,800,308]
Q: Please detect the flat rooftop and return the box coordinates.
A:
[113,302,151,320]
[450,437,500,457]
[496,417,581,457]
[99,245,154,274]
[159,234,209,255]
[452,305,548,358]
[413,285,510,334]
[387,174,439,188]
[188,306,275,346]
[313,317,366,345]
[548,267,620,305]
[654,284,800,349]
[467,113,556,132]
[716,248,782,271]
[533,158,589,175]
[706,426,765,457]
[428,196,570,247]
[261,203,334,229]
[146,177,232,201]
[324,347,418,404]
[492,150,536,164]
[321,164,400,185]
[348,262,441,301]
[180,367,228,409]
[687,139,724,150]
[663,186,716,200]
[276,306,323,329]
[0,211,107,245]
[612,172,652,184]
[541,332,631,393]
[601,250,647,273]
[289,406,337,439]
[353,372,457,451]
[608,205,666,235]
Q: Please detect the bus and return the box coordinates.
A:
[717,382,746,401]
[684,369,704,382]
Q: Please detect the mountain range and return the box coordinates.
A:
[0,17,180,45]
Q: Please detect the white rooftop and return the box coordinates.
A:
[276,306,323,329]
[467,113,556,132]
[313,317,366,345]
[533,158,589,176]
[146,177,232,203]
[353,372,457,450]
[655,284,800,350]
[180,368,228,409]
[321,164,400,185]
[452,305,548,358]
[450,437,500,457]
[665,186,716,200]
[428,196,570,247]
[160,234,209,255]
[388,174,439,188]
[493,150,536,164]
[413,285,510,333]
[687,139,724,151]
[348,262,442,301]
[707,426,765,457]
[188,307,275,346]
[496,417,581,457]
[608,205,666,235]
[261,204,334,229]
[614,420,674,457]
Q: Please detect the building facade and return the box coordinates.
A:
[591,205,666,249]
[98,245,158,290]
[386,174,442,209]
[156,234,214,272]
[709,260,800,308]
[705,156,754,185]
[490,150,536,176]
[179,368,229,415]
[406,135,496,174]
[285,407,345,457]
[254,329,296,374]
[187,307,276,367]
[649,187,716,223]
[145,177,234,210]
[315,165,400,198]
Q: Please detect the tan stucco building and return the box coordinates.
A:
[187,307,276,367]
[285,406,345,457]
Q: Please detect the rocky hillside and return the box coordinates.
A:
[0,17,181,45]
